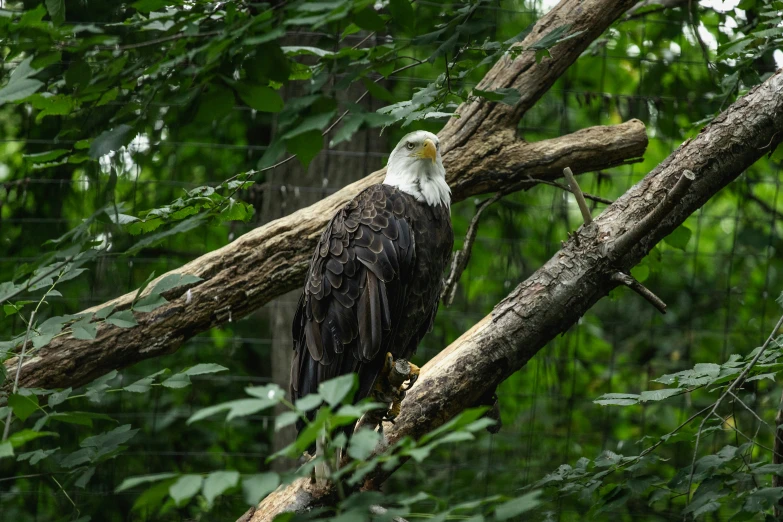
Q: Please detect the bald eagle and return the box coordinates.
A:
[291,130,453,432]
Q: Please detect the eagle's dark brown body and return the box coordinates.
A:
[290,184,453,417]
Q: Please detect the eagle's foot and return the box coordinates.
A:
[383,395,403,423]
[372,352,416,425]
[403,362,420,390]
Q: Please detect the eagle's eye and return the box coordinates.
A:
[406,142,415,150]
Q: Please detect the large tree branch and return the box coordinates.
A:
[3,0,646,391]
[245,68,783,522]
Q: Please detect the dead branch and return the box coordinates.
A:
[610,272,667,313]
[563,166,594,225]
[245,68,783,522]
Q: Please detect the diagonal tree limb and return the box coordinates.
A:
[2,0,648,392]
[245,68,783,522]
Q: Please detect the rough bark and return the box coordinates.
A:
[4,0,646,391]
[246,68,783,522]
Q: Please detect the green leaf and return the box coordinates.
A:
[202,470,239,505]
[664,225,692,251]
[17,447,58,464]
[182,363,229,376]
[330,114,364,147]
[126,215,206,255]
[495,491,542,520]
[187,398,277,424]
[132,294,168,313]
[8,429,57,448]
[0,441,13,460]
[388,0,415,29]
[94,304,115,319]
[348,428,381,460]
[47,387,72,407]
[362,78,397,103]
[639,388,682,402]
[89,125,133,159]
[116,473,179,493]
[150,273,203,295]
[195,85,235,123]
[245,384,285,401]
[71,317,98,340]
[742,487,783,512]
[281,46,335,57]
[81,424,138,450]
[161,373,191,389]
[318,373,356,407]
[286,129,323,169]
[242,473,280,504]
[354,7,385,31]
[75,466,96,489]
[86,370,119,403]
[295,394,323,411]
[473,88,521,106]
[123,370,168,393]
[24,149,70,163]
[234,84,284,113]
[594,393,640,406]
[282,112,335,140]
[275,411,300,431]
[169,475,203,506]
[105,310,138,328]
[9,393,39,421]
[0,67,43,104]
[50,411,114,427]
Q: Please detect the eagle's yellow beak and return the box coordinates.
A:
[420,139,437,163]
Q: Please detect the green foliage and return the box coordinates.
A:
[1,0,782,520]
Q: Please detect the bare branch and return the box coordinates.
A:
[610,272,667,314]
[563,167,594,225]
[524,176,613,205]
[441,193,505,306]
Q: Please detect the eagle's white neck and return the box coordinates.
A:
[384,157,451,208]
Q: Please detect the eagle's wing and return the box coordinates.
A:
[291,185,415,406]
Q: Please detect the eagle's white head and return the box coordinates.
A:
[384,130,451,208]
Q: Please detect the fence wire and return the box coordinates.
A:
[0,2,781,521]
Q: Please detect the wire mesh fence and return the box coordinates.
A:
[1,1,781,520]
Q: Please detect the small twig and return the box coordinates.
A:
[562,167,593,225]
[525,176,613,204]
[687,310,783,504]
[77,31,223,52]
[2,310,36,441]
[728,390,779,439]
[610,272,667,314]
[441,193,505,306]
[713,411,781,458]
[687,0,717,79]
[611,170,695,260]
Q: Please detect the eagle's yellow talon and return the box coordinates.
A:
[405,362,421,390]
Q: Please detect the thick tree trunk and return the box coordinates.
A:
[244,68,783,522]
[3,0,646,392]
